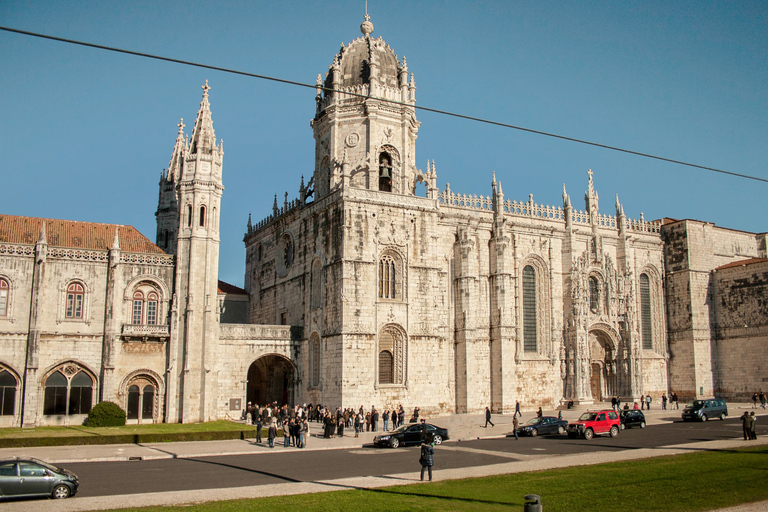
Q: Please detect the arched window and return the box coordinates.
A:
[146,292,158,325]
[522,265,537,352]
[589,276,600,313]
[132,291,144,324]
[640,274,652,350]
[0,370,16,416]
[378,350,394,384]
[379,256,396,299]
[199,205,206,227]
[378,325,406,385]
[43,371,68,415]
[66,283,84,319]
[187,204,193,227]
[0,278,8,317]
[127,381,156,422]
[379,152,393,192]
[68,372,93,415]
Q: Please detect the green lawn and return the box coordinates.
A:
[0,420,248,439]
[109,446,768,512]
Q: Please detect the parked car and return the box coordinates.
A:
[619,409,646,429]
[682,398,728,422]
[373,423,449,448]
[0,457,79,499]
[567,410,621,440]
[517,416,568,436]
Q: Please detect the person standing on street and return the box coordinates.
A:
[256,413,263,444]
[750,412,757,440]
[741,411,751,440]
[512,415,519,440]
[646,394,652,410]
[485,406,495,427]
[268,419,277,448]
[419,434,435,481]
[514,400,521,418]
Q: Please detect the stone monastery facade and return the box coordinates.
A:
[0,16,765,427]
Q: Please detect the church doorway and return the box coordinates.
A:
[588,329,617,401]
[246,355,295,407]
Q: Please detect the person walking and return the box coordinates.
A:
[646,394,652,410]
[760,391,766,410]
[753,392,758,409]
[419,418,428,442]
[662,394,667,410]
[419,434,435,481]
[268,419,277,448]
[485,406,495,428]
[383,410,390,432]
[256,413,263,444]
[512,415,519,440]
[354,412,361,437]
[640,394,645,410]
[514,400,521,418]
[750,412,757,440]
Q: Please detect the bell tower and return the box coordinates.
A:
[310,14,421,199]
[166,80,224,423]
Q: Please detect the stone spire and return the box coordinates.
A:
[37,221,47,245]
[189,80,216,155]
[166,118,186,183]
[111,227,120,250]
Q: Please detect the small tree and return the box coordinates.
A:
[86,401,126,427]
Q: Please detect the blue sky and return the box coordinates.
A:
[1,1,766,286]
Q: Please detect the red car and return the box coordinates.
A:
[567,410,621,440]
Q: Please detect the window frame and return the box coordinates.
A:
[65,282,85,319]
[0,278,9,317]
[43,368,94,417]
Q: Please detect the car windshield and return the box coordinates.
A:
[30,458,59,473]
[687,400,705,408]
[525,418,543,426]
[578,413,597,421]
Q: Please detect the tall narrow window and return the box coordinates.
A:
[187,205,193,227]
[66,283,84,319]
[522,266,537,352]
[640,274,653,350]
[68,372,93,415]
[146,292,158,325]
[142,385,155,419]
[199,206,206,227]
[0,370,16,416]
[589,277,599,313]
[127,385,140,420]
[309,334,321,387]
[43,371,68,415]
[0,278,8,317]
[378,350,394,384]
[378,152,393,192]
[378,255,396,299]
[132,292,144,324]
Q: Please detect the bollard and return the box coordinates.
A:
[524,494,542,512]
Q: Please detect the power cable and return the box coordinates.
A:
[1,25,765,184]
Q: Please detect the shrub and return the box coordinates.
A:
[86,401,126,427]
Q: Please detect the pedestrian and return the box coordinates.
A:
[372,408,379,432]
[673,392,679,409]
[337,414,345,437]
[383,410,390,432]
[283,419,291,447]
[633,401,639,410]
[646,394,652,410]
[365,411,371,432]
[640,394,645,410]
[419,434,434,482]
[399,406,406,427]
[662,394,667,410]
[300,417,308,448]
[514,400,521,418]
[753,392,758,409]
[268,418,277,448]
[741,411,752,440]
[616,396,622,410]
[419,418,428,441]
[536,407,543,418]
[512,415,519,440]
[750,412,757,440]
[611,396,617,410]
[354,412,361,437]
[245,402,253,425]
[485,406,495,427]
[761,391,767,410]
[256,413,263,444]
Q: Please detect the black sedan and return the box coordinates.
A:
[0,457,79,499]
[517,416,568,436]
[373,423,449,448]
[619,409,646,429]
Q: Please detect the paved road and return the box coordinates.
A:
[64,417,755,498]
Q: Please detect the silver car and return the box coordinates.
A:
[0,457,79,499]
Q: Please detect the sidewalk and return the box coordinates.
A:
[0,403,765,512]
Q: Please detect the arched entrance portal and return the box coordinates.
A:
[588,330,617,401]
[247,355,295,407]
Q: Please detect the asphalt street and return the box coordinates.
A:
[65,417,756,498]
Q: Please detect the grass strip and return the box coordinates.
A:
[108,446,768,512]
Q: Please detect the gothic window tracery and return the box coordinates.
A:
[378,250,404,301]
[518,256,551,358]
[589,276,600,313]
[522,265,537,352]
[640,273,653,350]
[43,365,94,416]
[378,325,406,385]
[0,369,17,416]
[130,283,161,325]
[126,377,156,423]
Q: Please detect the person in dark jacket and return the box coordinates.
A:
[419,434,434,481]
[485,406,495,427]
[256,413,263,444]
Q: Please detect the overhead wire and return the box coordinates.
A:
[1,25,765,184]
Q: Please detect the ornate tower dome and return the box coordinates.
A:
[311,14,420,199]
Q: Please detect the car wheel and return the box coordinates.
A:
[432,435,443,445]
[620,423,625,430]
[390,437,399,448]
[610,425,619,438]
[640,421,646,429]
[530,428,538,437]
[558,426,566,435]
[701,414,708,422]
[720,413,726,421]
[584,428,594,440]
[52,484,71,499]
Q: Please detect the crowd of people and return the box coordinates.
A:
[242,401,423,446]
[751,391,766,409]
